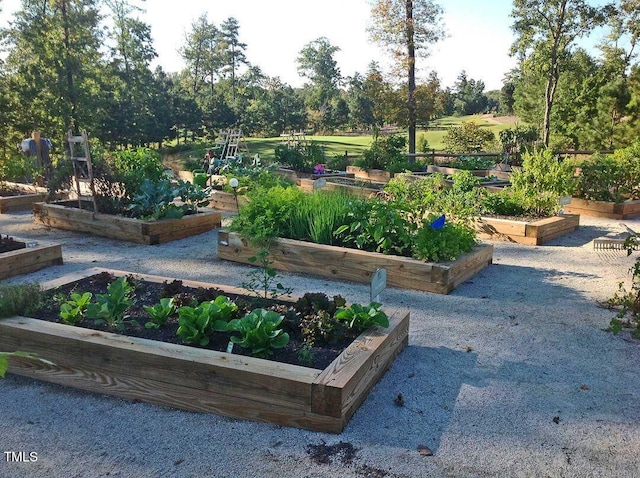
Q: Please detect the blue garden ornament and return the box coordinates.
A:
[429,214,446,230]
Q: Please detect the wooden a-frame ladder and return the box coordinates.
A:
[67,130,98,212]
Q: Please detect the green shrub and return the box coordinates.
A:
[510,149,576,197]
[356,134,407,171]
[443,122,495,154]
[0,282,43,317]
[573,143,640,202]
[274,141,326,173]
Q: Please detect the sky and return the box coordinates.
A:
[0,0,524,91]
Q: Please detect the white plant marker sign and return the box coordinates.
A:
[370,268,387,303]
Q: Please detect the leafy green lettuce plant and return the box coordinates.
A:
[59,292,93,325]
[176,296,238,346]
[86,277,135,330]
[334,302,389,331]
[226,308,290,358]
[143,298,176,329]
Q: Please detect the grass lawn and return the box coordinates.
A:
[162,115,520,169]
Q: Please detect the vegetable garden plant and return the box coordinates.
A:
[229,184,478,263]
[32,272,390,367]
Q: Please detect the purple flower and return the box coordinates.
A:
[314,163,326,175]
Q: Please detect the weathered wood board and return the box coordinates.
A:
[475,214,580,246]
[0,267,409,433]
[0,182,48,213]
[346,166,394,183]
[218,231,493,294]
[297,178,381,198]
[206,190,248,212]
[0,243,63,280]
[33,201,221,245]
[564,198,640,220]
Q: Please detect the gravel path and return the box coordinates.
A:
[1,210,640,478]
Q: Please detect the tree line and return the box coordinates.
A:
[0,0,638,160]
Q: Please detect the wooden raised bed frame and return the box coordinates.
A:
[346,165,394,183]
[0,242,63,280]
[33,201,221,245]
[564,198,640,220]
[0,182,48,213]
[206,190,248,212]
[0,267,409,433]
[218,231,493,294]
[298,177,382,199]
[475,214,580,245]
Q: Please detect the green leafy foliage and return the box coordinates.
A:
[241,248,293,300]
[335,198,417,256]
[127,178,183,220]
[226,309,290,358]
[59,292,93,325]
[274,141,326,173]
[510,149,577,198]
[143,298,176,329]
[413,214,477,262]
[288,191,352,245]
[229,185,307,244]
[86,277,135,330]
[220,163,294,194]
[443,122,496,153]
[356,134,420,172]
[605,233,640,336]
[447,155,496,170]
[334,302,389,331]
[111,148,166,198]
[0,282,43,318]
[175,179,209,214]
[176,296,238,346]
[572,143,640,202]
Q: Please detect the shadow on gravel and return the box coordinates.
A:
[446,263,600,305]
[543,224,613,247]
[345,345,481,454]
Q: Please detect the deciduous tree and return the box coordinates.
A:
[510,0,610,146]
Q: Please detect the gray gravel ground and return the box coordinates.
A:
[1,209,640,478]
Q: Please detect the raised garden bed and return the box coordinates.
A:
[564,198,640,220]
[0,240,63,280]
[0,182,48,213]
[395,172,511,190]
[0,267,409,433]
[33,201,221,245]
[426,164,490,177]
[346,165,395,183]
[475,214,580,245]
[206,190,248,212]
[275,168,354,183]
[298,177,384,199]
[218,231,493,294]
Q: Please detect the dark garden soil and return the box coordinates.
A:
[33,272,362,370]
[326,177,386,190]
[0,186,32,197]
[0,236,26,253]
